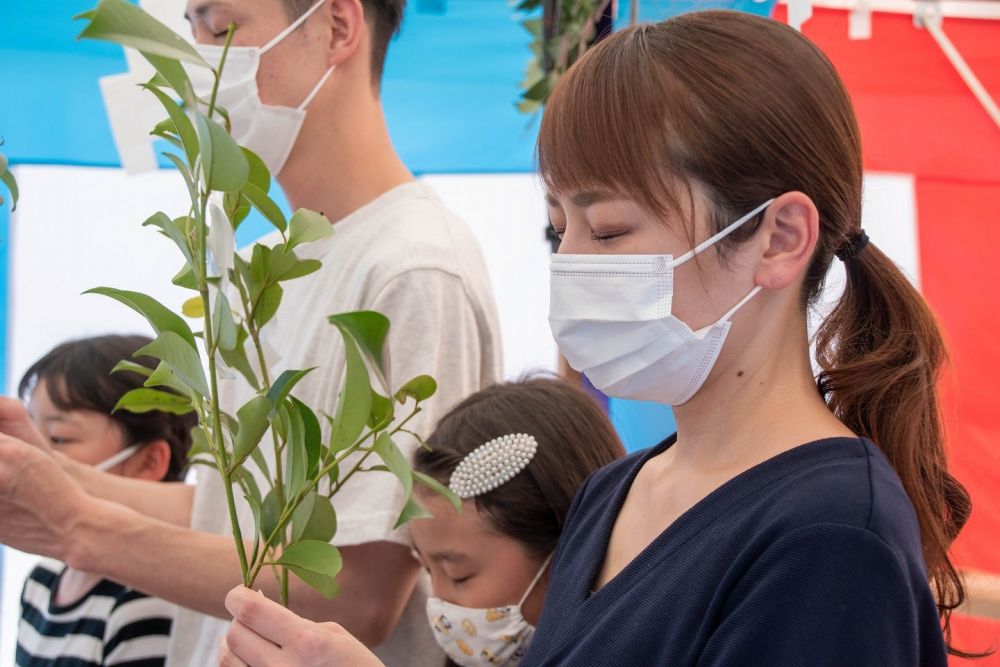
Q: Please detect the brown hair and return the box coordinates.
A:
[538,11,972,654]
[415,377,625,559]
[19,334,196,482]
[281,0,404,87]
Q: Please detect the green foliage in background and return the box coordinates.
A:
[0,145,18,211]
[516,0,615,113]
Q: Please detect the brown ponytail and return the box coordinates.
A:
[816,244,973,653]
[537,10,973,653]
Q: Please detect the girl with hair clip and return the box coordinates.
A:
[219,10,973,666]
[219,377,624,666]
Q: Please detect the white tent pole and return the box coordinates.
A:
[920,12,1000,130]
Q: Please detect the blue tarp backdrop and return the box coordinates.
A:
[0,0,775,173]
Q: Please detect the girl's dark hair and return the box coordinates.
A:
[19,334,195,482]
[538,11,972,654]
[416,377,625,558]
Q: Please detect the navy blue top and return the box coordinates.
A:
[523,436,947,666]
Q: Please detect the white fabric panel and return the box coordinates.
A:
[813,171,919,319]
[0,168,557,664]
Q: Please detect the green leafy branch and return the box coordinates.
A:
[76,0,457,606]
[0,146,18,211]
[515,0,616,113]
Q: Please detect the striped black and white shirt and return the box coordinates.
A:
[17,559,174,666]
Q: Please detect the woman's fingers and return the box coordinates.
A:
[224,586,309,648]
[223,620,284,666]
[218,637,250,667]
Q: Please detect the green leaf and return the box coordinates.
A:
[327,311,391,393]
[162,153,199,205]
[110,360,154,379]
[189,425,212,457]
[142,83,199,164]
[113,387,193,415]
[268,245,321,282]
[170,264,198,290]
[394,497,433,529]
[75,0,208,66]
[142,212,195,270]
[145,360,195,396]
[232,394,273,468]
[291,396,322,478]
[276,258,321,282]
[253,284,282,329]
[286,209,332,252]
[234,467,263,508]
[135,331,208,397]
[523,75,552,103]
[367,391,394,431]
[261,487,283,546]
[242,182,287,232]
[142,54,196,106]
[373,432,412,499]
[249,442,271,480]
[327,335,372,453]
[224,151,270,229]
[266,369,316,410]
[219,326,260,390]
[522,17,543,36]
[87,287,197,348]
[245,492,263,547]
[284,402,308,496]
[394,375,437,404]
[292,492,337,543]
[212,291,238,351]
[1,159,19,211]
[276,540,342,598]
[182,296,204,319]
[243,148,271,192]
[250,244,269,284]
[413,471,462,514]
[195,112,249,192]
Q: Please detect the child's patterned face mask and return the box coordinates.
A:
[425,555,552,666]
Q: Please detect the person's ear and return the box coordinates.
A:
[322,0,366,68]
[752,191,820,292]
[122,440,173,482]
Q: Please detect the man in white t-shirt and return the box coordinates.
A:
[0,1,501,665]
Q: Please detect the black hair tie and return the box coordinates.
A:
[836,229,870,262]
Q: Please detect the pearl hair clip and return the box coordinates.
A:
[448,433,539,499]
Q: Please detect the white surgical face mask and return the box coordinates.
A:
[549,199,774,406]
[95,444,142,473]
[426,555,552,666]
[190,0,334,175]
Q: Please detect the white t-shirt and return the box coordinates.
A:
[167,181,502,666]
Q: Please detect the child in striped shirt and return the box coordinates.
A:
[16,335,195,667]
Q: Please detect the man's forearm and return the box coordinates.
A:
[67,498,419,645]
[59,452,194,527]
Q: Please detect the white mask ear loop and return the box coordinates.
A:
[95,444,143,472]
[713,285,763,328]
[259,0,327,55]
[297,65,336,110]
[673,198,775,266]
[517,553,555,607]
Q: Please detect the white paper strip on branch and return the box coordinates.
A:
[788,0,814,29]
[849,0,873,38]
[99,72,160,174]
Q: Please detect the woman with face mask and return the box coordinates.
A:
[218,9,972,667]
[219,377,624,667]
